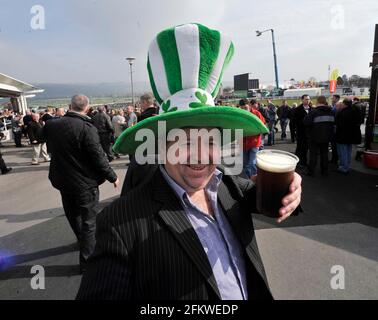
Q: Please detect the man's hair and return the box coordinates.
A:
[317,95,328,105]
[71,95,89,112]
[353,97,360,102]
[97,105,106,113]
[239,98,249,106]
[140,93,154,105]
[333,94,341,100]
[301,94,310,100]
[249,99,257,105]
[343,98,353,108]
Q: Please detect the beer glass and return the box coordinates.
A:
[256,149,299,217]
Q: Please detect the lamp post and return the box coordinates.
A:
[256,29,279,89]
[126,57,135,105]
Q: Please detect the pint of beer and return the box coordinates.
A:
[256,150,299,217]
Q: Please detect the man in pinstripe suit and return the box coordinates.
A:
[77,24,302,300]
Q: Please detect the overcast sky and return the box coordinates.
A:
[0,0,377,86]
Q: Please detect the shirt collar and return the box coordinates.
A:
[159,165,223,206]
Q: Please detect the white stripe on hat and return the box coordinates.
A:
[174,24,200,90]
[148,37,171,102]
[205,34,232,95]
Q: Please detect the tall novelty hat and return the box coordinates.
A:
[113,23,268,155]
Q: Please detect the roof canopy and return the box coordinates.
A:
[0,73,44,98]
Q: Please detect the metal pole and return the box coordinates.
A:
[129,63,134,106]
[270,29,279,89]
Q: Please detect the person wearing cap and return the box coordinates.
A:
[77,24,302,300]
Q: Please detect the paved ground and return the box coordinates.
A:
[0,135,377,300]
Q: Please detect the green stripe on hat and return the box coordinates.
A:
[156,27,182,95]
[211,42,234,97]
[147,56,163,104]
[197,24,221,90]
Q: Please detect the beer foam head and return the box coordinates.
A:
[256,150,298,173]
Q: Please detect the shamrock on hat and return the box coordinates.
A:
[113,23,268,155]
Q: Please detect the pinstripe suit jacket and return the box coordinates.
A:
[77,168,273,300]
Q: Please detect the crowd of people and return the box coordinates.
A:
[234,94,366,178]
[1,93,366,180]
[0,95,160,171]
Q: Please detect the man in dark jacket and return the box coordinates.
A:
[41,108,54,122]
[22,110,33,138]
[304,96,335,176]
[266,99,276,146]
[11,114,23,147]
[288,103,297,142]
[335,99,362,174]
[293,94,313,167]
[121,93,159,195]
[277,100,290,140]
[43,95,119,272]
[329,94,341,164]
[138,93,159,122]
[27,113,50,165]
[92,105,115,162]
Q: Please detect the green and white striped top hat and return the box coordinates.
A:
[113,23,268,155]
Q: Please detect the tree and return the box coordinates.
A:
[337,76,344,85]
[222,86,233,94]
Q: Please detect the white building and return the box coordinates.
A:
[283,87,323,98]
[0,73,44,115]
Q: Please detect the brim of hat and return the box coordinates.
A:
[113,106,268,155]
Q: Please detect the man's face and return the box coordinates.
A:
[302,96,310,106]
[332,96,339,105]
[240,104,250,111]
[164,127,219,194]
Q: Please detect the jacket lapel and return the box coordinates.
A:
[152,170,221,299]
[217,180,252,247]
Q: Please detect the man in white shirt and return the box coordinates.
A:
[111,109,126,141]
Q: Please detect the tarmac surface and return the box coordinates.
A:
[0,134,377,300]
